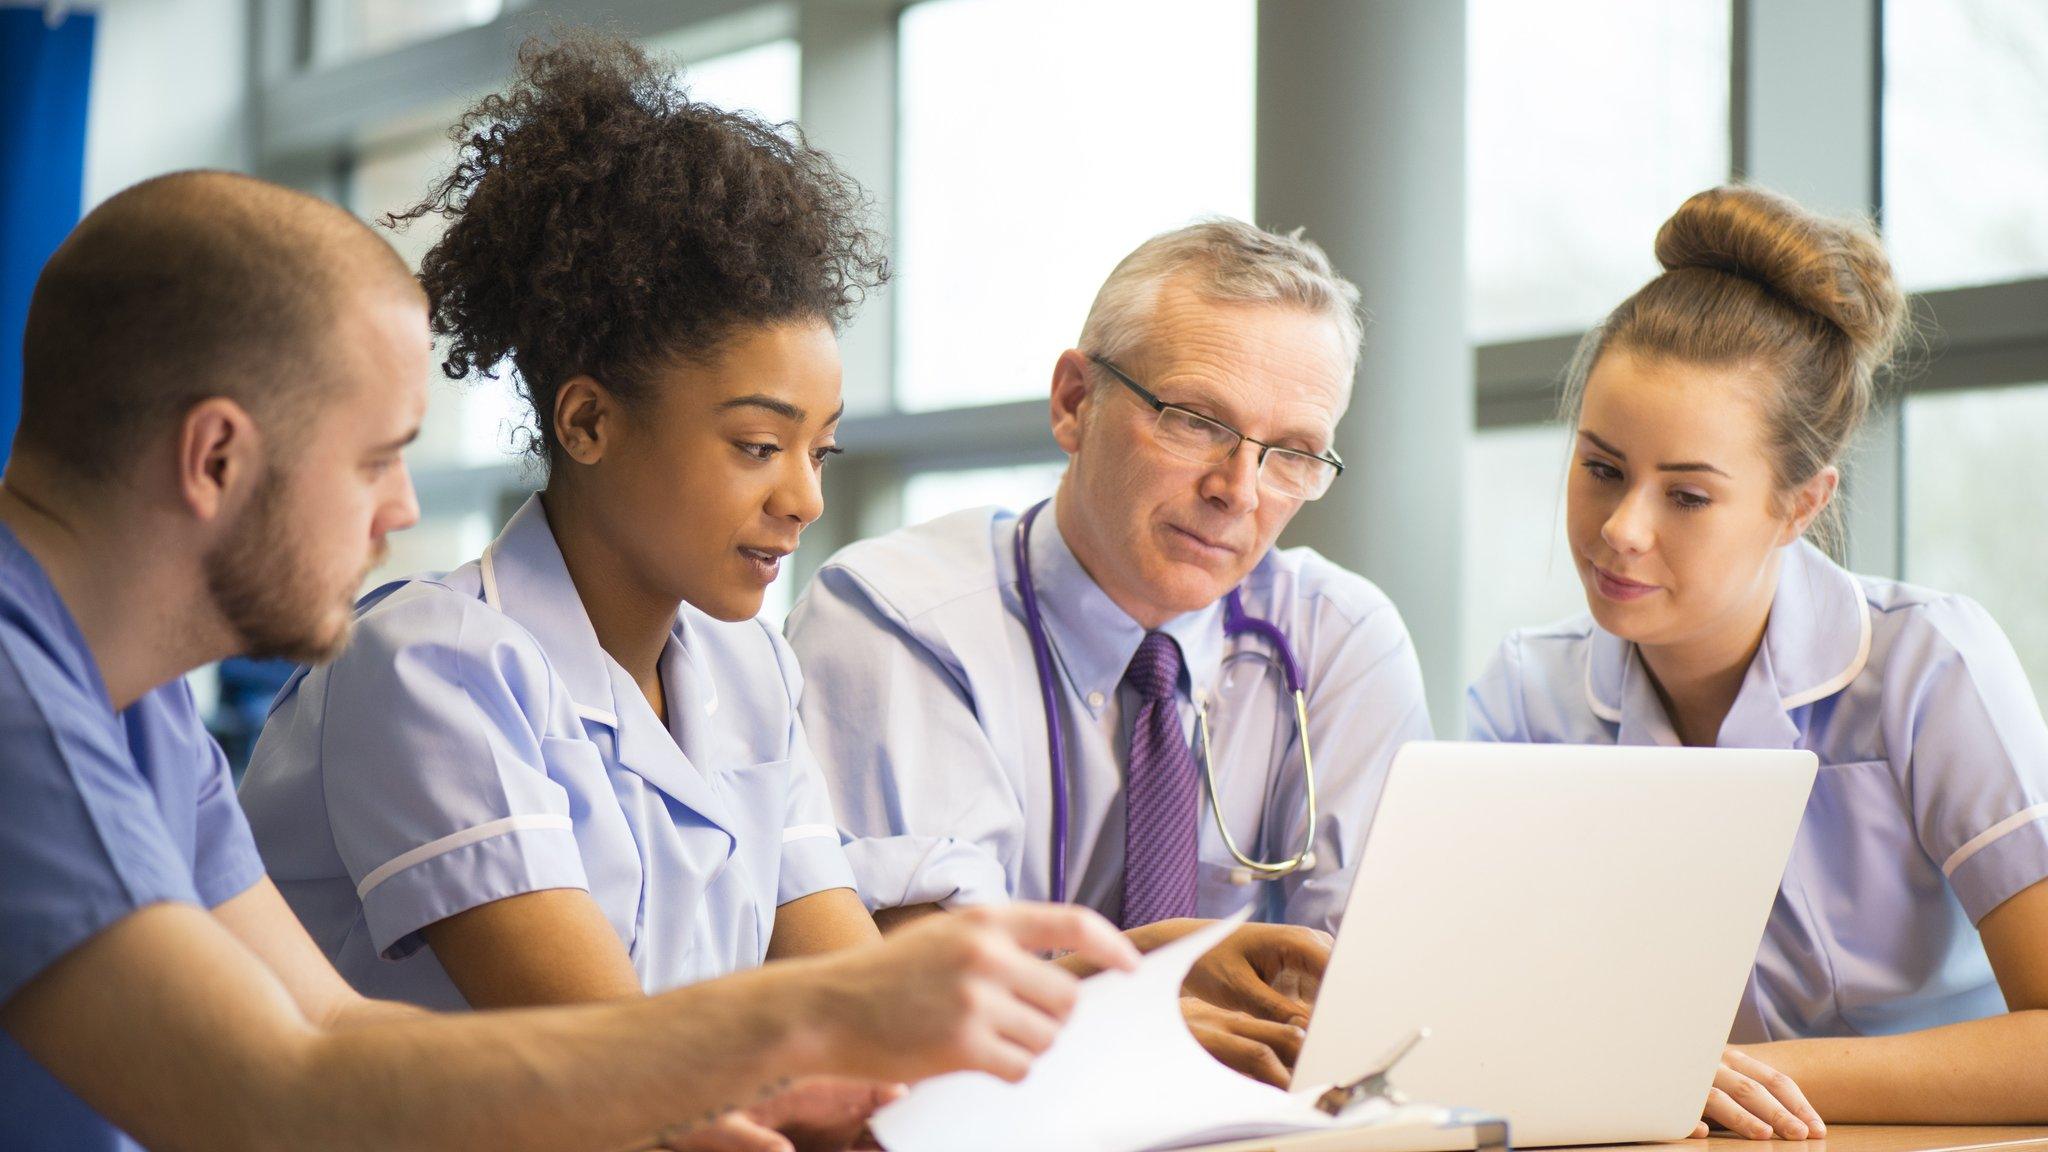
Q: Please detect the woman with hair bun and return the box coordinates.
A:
[1470,186,2048,1134]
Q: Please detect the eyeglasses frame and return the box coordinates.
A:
[1083,351,1346,499]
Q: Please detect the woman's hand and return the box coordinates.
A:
[1181,997,1307,1087]
[1693,1048,1826,1140]
[1177,921,1332,1026]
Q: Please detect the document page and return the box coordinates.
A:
[870,912,1412,1152]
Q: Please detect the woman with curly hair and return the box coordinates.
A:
[238,30,892,1015]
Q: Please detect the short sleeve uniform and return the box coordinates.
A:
[239,496,854,1007]
[1467,540,2048,1039]
[0,523,265,1152]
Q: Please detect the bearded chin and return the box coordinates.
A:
[201,471,358,666]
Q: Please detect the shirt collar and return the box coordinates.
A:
[481,496,618,720]
[479,495,735,839]
[1027,503,1227,717]
[1584,539,1871,744]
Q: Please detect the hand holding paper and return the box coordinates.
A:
[869,912,1381,1152]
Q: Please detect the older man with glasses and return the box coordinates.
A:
[784,218,1433,1086]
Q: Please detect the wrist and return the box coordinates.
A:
[1126,917,1202,953]
[762,957,872,1079]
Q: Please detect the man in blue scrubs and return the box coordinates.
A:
[787,219,1434,1079]
[0,170,1135,1152]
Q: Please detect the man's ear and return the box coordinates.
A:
[553,375,617,466]
[1049,350,1094,455]
[175,398,262,524]
[1780,465,1839,546]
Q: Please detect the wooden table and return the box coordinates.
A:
[1184,1124,2048,1152]
[1611,1128,2048,1152]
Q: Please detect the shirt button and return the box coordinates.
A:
[1087,691,1105,709]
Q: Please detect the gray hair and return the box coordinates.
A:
[1076,216,1365,375]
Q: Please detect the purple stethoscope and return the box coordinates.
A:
[1014,499,1320,903]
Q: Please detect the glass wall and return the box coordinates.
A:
[902,460,1067,527]
[1885,0,2048,291]
[1904,384,2048,712]
[1462,424,1589,690]
[312,0,504,65]
[893,0,1255,411]
[1466,0,1730,341]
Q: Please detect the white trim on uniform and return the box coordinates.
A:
[781,823,839,844]
[1781,603,1874,711]
[356,814,576,898]
[1943,802,2048,878]
[1586,656,1622,723]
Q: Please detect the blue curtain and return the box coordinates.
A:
[1,8,95,471]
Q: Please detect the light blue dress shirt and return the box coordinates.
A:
[0,523,267,1152]
[784,504,1433,932]
[239,496,856,1008]
[1468,539,2048,1041]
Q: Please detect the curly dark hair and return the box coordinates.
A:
[388,30,889,464]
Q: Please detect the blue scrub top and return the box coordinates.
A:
[785,504,1434,933]
[1468,539,2048,1040]
[0,523,266,1152]
[239,496,856,1008]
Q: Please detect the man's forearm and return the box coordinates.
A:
[283,960,840,1152]
[323,994,431,1030]
[3,904,845,1152]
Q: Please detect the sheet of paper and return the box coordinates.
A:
[869,911,1351,1152]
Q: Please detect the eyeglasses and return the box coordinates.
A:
[1086,352,1345,501]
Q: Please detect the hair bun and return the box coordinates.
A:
[1654,185,1907,371]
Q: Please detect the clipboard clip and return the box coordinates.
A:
[1315,1026,1432,1117]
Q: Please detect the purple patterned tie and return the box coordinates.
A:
[1120,631,1200,928]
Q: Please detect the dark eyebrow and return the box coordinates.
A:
[715,395,847,426]
[1579,429,1729,478]
[374,426,421,453]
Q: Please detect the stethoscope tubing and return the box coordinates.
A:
[1014,501,1073,903]
[1013,499,1316,903]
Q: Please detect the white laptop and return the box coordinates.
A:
[1290,741,1817,1148]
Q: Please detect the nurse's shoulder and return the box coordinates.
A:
[1464,613,1608,743]
[266,564,575,738]
[242,564,581,843]
[1858,569,2044,744]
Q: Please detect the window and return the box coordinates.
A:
[650,36,800,124]
[901,461,1066,527]
[1467,0,1731,342]
[1462,424,1589,693]
[894,0,1255,412]
[1884,0,2048,291]
[352,132,530,470]
[312,0,503,66]
[1904,384,2048,712]
[351,131,531,588]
